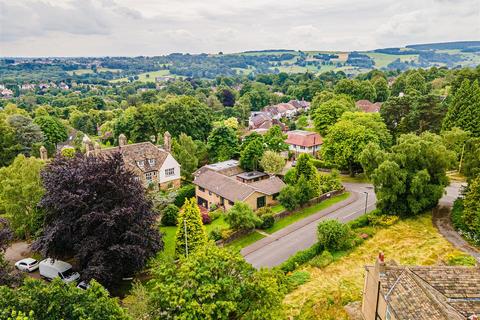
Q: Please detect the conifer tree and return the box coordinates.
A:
[175,198,207,257]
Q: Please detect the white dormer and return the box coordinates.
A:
[148,158,155,166]
[137,160,144,167]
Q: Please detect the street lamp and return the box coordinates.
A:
[363,191,369,215]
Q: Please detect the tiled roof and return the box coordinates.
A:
[193,169,285,201]
[95,142,169,174]
[285,130,323,147]
[377,265,480,319]
[355,100,382,113]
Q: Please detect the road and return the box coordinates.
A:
[242,182,376,268]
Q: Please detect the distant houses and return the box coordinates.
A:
[355,99,382,113]
[285,130,323,156]
[362,253,480,320]
[248,99,310,131]
[193,160,285,211]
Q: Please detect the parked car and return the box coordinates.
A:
[39,258,80,283]
[15,258,39,272]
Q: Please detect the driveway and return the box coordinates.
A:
[242,183,376,268]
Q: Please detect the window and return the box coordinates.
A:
[137,160,144,167]
[133,176,139,182]
[199,186,205,192]
[145,172,153,181]
[385,307,392,320]
[165,168,175,177]
[300,146,305,150]
[148,158,155,166]
[257,196,266,208]
[228,200,234,206]
[273,192,279,200]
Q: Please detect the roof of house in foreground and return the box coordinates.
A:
[193,170,285,202]
[370,264,480,319]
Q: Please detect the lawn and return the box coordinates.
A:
[339,173,370,184]
[283,213,474,319]
[365,52,418,68]
[225,231,265,250]
[265,193,350,234]
[66,67,121,76]
[159,215,229,258]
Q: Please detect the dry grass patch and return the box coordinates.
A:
[283,213,471,319]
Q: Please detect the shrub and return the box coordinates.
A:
[174,184,196,207]
[445,253,477,266]
[224,202,261,230]
[208,209,222,221]
[256,207,275,229]
[208,228,224,241]
[309,250,334,268]
[317,220,352,251]
[287,271,310,291]
[202,213,212,225]
[347,213,372,229]
[451,198,466,230]
[278,185,299,211]
[161,204,179,226]
[279,243,323,273]
[368,214,399,227]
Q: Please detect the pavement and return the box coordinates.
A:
[242,182,376,268]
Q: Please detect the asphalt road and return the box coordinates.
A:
[242,182,376,268]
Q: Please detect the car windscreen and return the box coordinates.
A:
[61,268,75,279]
[28,260,38,266]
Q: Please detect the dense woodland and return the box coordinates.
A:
[0,60,479,319]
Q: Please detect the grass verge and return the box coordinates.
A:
[225,231,265,250]
[265,193,350,234]
[283,213,474,319]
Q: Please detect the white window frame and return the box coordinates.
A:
[165,168,175,177]
[137,160,144,167]
[148,158,155,166]
[145,172,154,182]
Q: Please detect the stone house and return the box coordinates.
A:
[85,132,181,190]
[193,160,285,211]
[355,99,382,113]
[362,253,480,320]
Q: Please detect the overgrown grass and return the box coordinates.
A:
[265,193,350,234]
[225,231,265,250]
[283,213,475,319]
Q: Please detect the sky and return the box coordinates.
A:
[0,0,479,57]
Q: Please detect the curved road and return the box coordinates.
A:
[242,182,376,268]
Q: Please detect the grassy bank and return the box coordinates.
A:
[283,213,474,319]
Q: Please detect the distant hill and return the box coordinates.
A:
[1,41,480,83]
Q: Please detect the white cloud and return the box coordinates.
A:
[0,0,478,56]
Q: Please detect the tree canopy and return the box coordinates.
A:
[32,153,162,287]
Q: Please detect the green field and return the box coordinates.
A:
[111,69,173,83]
[365,52,418,68]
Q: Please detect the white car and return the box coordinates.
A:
[77,281,90,290]
[15,258,39,272]
[39,258,80,283]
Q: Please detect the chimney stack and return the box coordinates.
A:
[39,146,48,161]
[119,134,127,147]
[164,131,171,152]
[375,252,386,275]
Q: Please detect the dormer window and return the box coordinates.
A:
[137,160,144,167]
[148,158,155,166]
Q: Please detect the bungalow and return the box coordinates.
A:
[285,130,323,156]
[85,132,181,190]
[362,253,480,320]
[193,160,285,211]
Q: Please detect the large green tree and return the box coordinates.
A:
[6,115,44,156]
[462,176,480,237]
[0,155,45,239]
[33,115,68,150]
[240,138,265,171]
[321,112,391,176]
[175,198,207,257]
[224,202,261,230]
[207,125,239,162]
[171,133,207,180]
[263,125,288,152]
[312,96,356,135]
[144,245,286,319]
[260,151,285,175]
[0,278,129,320]
[360,132,455,216]
[158,96,214,141]
[443,79,480,137]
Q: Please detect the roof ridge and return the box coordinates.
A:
[408,267,464,320]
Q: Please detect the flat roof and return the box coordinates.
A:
[206,160,239,171]
[236,171,267,180]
